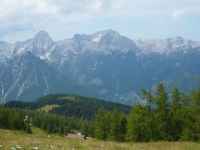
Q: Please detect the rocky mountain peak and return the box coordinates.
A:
[34,30,50,38]
[90,29,120,42]
[174,36,184,41]
[32,31,54,48]
[168,36,184,45]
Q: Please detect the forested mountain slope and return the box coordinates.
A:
[4,94,132,120]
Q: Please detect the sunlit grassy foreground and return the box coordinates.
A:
[0,127,200,150]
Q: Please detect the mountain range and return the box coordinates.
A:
[0,29,200,105]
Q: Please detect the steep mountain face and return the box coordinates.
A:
[0,29,200,105]
[12,31,61,66]
[0,41,15,65]
[135,48,200,92]
[0,51,95,103]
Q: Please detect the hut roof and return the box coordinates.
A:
[66,134,86,139]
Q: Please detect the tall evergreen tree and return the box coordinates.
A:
[64,126,70,135]
[88,123,95,138]
[140,87,154,141]
[118,111,127,142]
[59,125,65,135]
[17,110,26,130]
[94,107,110,140]
[25,124,32,134]
[108,109,120,141]
[0,107,9,129]
[181,88,200,141]
[80,122,88,136]
[126,103,150,142]
[53,126,58,133]
[154,83,170,140]
[169,85,183,141]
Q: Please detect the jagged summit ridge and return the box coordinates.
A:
[0,29,200,68]
[133,36,200,54]
[59,29,140,55]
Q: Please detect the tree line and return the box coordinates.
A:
[92,82,200,142]
[24,109,93,135]
[0,106,32,133]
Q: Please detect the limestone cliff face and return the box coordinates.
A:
[0,51,94,103]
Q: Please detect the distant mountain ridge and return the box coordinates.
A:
[0,29,199,105]
[134,36,200,55]
[1,30,200,65]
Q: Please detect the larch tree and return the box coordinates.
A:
[169,85,183,141]
[94,107,111,140]
[154,83,170,140]
[140,87,154,141]
[80,122,88,137]
[108,109,120,141]
[118,111,127,142]
[126,103,149,142]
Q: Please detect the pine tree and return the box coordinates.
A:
[126,103,150,142]
[169,85,183,141]
[10,112,18,130]
[53,126,58,133]
[88,123,95,138]
[25,124,32,134]
[46,125,51,134]
[94,107,110,140]
[19,110,26,130]
[64,126,70,135]
[140,87,154,141]
[32,114,41,128]
[59,125,64,135]
[118,111,127,142]
[181,88,200,141]
[0,107,9,129]
[41,118,47,131]
[108,109,119,141]
[154,83,170,140]
[80,122,88,136]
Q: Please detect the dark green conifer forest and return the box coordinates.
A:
[94,80,200,142]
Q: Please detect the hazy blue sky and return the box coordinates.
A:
[0,0,200,43]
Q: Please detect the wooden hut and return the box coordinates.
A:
[66,133,87,140]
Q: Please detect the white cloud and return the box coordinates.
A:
[173,10,185,20]
[0,0,200,43]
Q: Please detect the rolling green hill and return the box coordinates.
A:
[4,94,132,120]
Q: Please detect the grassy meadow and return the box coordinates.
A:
[0,127,200,149]
[36,104,59,112]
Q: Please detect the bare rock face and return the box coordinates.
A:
[0,51,93,103]
[11,31,61,65]
[133,36,200,55]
